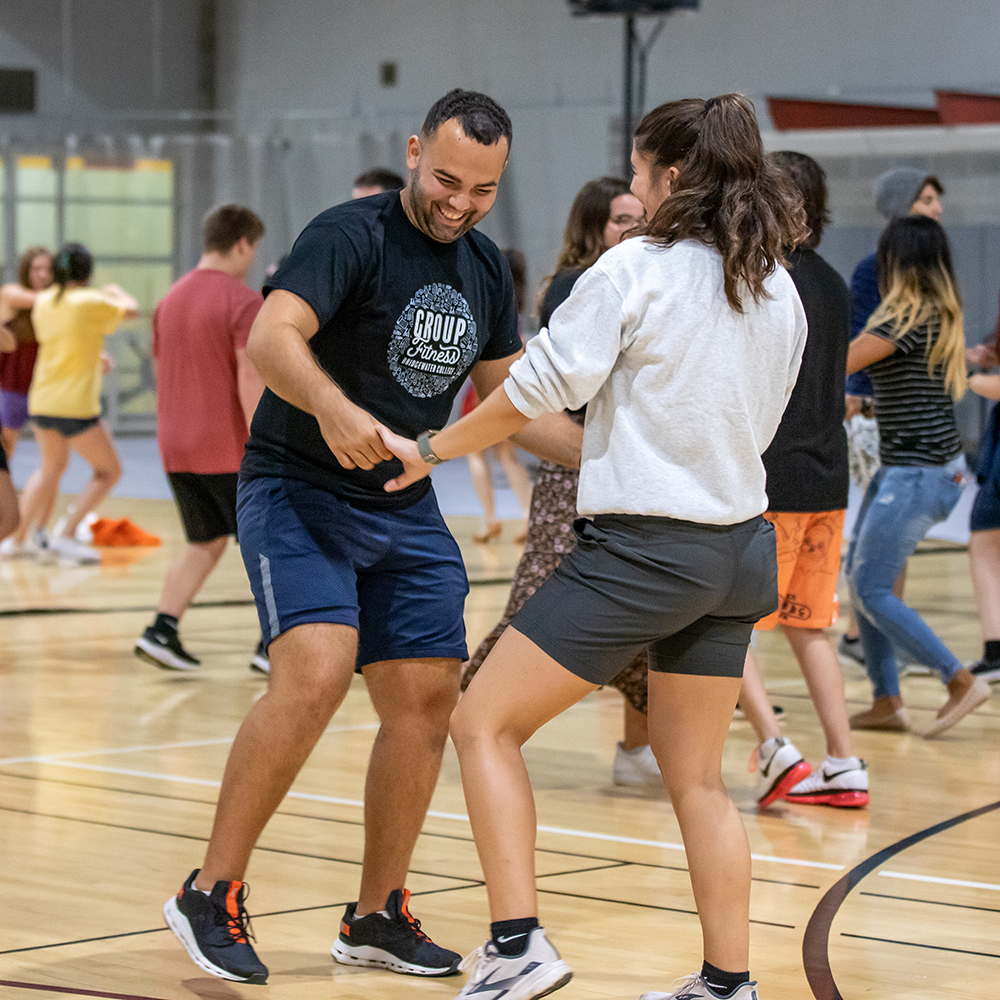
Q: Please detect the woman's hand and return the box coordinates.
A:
[377,427,431,492]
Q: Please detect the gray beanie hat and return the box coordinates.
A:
[873,167,930,220]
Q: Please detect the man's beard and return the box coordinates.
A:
[406,168,479,243]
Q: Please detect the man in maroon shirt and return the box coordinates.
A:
[135,205,267,672]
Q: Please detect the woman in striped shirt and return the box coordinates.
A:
[846,215,990,737]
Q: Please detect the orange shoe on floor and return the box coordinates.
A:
[90,517,161,547]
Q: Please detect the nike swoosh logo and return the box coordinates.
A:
[495,934,525,944]
[469,963,540,994]
[822,767,857,781]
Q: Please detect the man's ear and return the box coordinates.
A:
[405,134,421,171]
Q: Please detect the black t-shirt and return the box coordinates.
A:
[242,192,522,508]
[538,268,584,328]
[867,317,962,466]
[762,248,851,512]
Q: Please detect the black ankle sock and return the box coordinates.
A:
[154,613,179,635]
[702,960,750,997]
[490,917,538,956]
[985,640,1000,662]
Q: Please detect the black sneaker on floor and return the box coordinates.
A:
[249,640,270,675]
[135,626,200,671]
[163,869,268,984]
[331,888,460,976]
[970,657,1000,683]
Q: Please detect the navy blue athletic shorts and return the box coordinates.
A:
[512,513,778,682]
[237,475,469,668]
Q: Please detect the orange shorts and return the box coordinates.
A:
[755,509,846,631]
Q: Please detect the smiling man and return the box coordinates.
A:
[161,89,581,987]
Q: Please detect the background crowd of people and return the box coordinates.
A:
[1,86,998,1000]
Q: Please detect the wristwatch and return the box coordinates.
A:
[416,430,445,465]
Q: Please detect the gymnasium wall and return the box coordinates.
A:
[4,0,1000,441]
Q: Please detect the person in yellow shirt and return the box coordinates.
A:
[3,243,138,563]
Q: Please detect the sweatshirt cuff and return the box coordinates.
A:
[503,373,548,420]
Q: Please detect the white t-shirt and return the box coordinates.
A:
[504,237,807,524]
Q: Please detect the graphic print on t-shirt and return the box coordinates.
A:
[388,283,479,397]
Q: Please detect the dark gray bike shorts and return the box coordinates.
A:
[511,513,778,682]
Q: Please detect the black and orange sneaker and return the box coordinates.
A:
[163,869,268,984]
[331,888,460,976]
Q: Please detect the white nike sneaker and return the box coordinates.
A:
[454,927,571,1000]
[640,971,760,1000]
[50,534,101,564]
[753,737,811,809]
[785,756,869,807]
[613,742,662,787]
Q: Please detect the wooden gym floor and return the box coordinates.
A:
[0,496,997,1000]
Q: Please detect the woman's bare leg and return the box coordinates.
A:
[12,427,69,543]
[450,627,598,921]
[59,422,121,537]
[648,670,748,973]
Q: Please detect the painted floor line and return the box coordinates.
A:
[7,756,844,872]
[879,870,1000,892]
[0,723,381,767]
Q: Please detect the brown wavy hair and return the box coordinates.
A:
[18,246,51,289]
[538,176,633,307]
[634,94,808,312]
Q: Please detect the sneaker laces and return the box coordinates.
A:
[397,891,434,942]
[458,942,496,976]
[216,882,257,948]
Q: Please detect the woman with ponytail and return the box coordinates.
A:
[378,95,807,1000]
[846,216,990,736]
[3,243,138,563]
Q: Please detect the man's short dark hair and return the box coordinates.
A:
[421,89,512,150]
[203,204,265,254]
[353,169,405,192]
[769,151,830,250]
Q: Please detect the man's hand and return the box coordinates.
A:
[377,426,431,492]
[967,343,999,369]
[316,390,394,471]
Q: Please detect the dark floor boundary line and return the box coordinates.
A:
[0,804,473,883]
[0,771,828,884]
[801,798,1000,1000]
[0,576,514,619]
[859,889,1000,914]
[0,981,172,1000]
[537,888,796,929]
[0,882,486,958]
[839,932,1000,960]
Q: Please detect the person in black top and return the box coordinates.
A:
[845,216,990,737]
[737,151,868,811]
[162,89,583,986]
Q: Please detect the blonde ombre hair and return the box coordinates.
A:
[863,215,966,399]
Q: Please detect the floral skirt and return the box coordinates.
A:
[461,459,649,713]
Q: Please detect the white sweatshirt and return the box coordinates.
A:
[504,238,807,524]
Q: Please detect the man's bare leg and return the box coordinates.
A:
[356,657,461,914]
[782,625,853,758]
[196,622,357,888]
[157,537,228,619]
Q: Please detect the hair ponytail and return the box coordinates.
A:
[51,243,93,301]
[634,94,808,312]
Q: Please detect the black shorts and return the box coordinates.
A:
[512,513,778,681]
[33,414,100,437]
[168,472,239,543]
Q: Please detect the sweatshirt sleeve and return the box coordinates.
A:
[503,267,625,419]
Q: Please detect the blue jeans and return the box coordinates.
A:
[845,456,967,699]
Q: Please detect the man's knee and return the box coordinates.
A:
[369,659,461,738]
